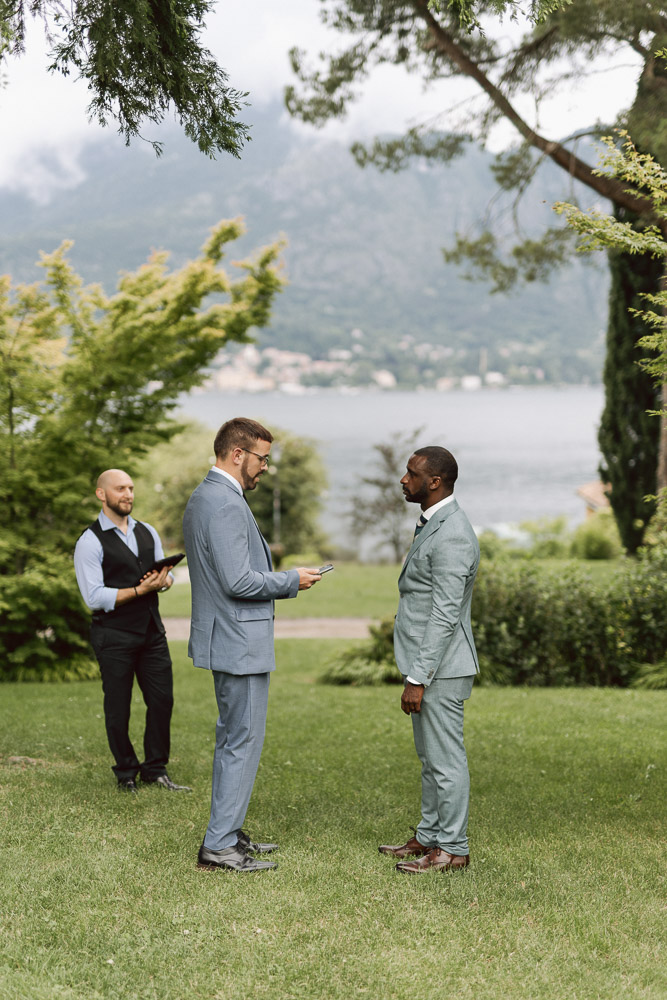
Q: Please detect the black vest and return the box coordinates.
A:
[88,519,162,634]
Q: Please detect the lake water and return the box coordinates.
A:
[178,386,604,551]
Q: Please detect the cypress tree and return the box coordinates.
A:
[598,207,662,554]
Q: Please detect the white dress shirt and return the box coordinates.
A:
[209,466,244,496]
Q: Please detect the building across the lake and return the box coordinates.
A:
[576,481,611,518]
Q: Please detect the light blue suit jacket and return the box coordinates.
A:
[394,499,480,687]
[183,472,299,674]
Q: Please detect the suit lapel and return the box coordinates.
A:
[241,494,273,568]
[399,499,459,581]
[246,504,272,568]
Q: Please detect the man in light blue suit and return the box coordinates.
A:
[183,418,321,872]
[379,445,480,874]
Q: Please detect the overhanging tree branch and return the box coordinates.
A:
[414,0,655,218]
[0,0,249,157]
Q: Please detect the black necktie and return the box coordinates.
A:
[413,514,427,539]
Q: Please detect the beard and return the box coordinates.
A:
[403,484,428,505]
[240,455,262,492]
[107,498,133,516]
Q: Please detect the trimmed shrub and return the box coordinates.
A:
[518,516,570,559]
[321,556,667,687]
[570,512,622,560]
[472,561,621,685]
[320,620,401,685]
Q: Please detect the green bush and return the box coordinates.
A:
[472,562,615,685]
[518,516,570,559]
[320,620,401,685]
[474,555,667,685]
[321,555,667,687]
[570,511,622,560]
[631,659,667,689]
[477,531,513,561]
[1,223,285,682]
[0,553,97,682]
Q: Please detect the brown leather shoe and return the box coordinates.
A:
[396,847,470,873]
[379,835,431,859]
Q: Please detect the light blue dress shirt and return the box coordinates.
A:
[74,511,168,613]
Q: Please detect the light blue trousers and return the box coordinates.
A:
[204,671,270,852]
[411,674,474,856]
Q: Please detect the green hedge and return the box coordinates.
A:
[321,554,667,687]
[472,558,666,685]
[321,619,402,686]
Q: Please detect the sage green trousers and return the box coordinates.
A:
[411,674,474,856]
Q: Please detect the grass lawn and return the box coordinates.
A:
[159,563,403,620]
[1,642,665,1000]
[158,559,622,620]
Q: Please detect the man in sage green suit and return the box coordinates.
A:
[379,445,480,874]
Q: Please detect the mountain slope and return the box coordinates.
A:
[0,104,607,383]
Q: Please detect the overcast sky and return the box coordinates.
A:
[0,1,642,200]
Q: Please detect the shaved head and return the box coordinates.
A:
[96,469,135,523]
[97,469,132,492]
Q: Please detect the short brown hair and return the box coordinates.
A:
[213,417,273,459]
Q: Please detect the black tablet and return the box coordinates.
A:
[150,553,185,573]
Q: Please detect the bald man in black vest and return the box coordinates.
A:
[74,469,190,793]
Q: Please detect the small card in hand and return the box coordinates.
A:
[150,553,185,573]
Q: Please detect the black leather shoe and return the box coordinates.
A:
[117,778,138,793]
[144,773,192,791]
[197,843,277,872]
[237,829,279,854]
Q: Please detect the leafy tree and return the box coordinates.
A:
[428,1,569,31]
[286,1,658,242]
[348,427,423,562]
[0,219,284,680]
[0,0,248,156]
[132,421,216,551]
[246,429,330,562]
[556,132,667,537]
[285,0,667,545]
[134,422,329,560]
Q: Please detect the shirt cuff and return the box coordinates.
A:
[101,588,119,613]
[406,676,423,686]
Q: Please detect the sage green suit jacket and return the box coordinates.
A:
[394,499,480,687]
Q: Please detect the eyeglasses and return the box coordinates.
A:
[242,448,270,467]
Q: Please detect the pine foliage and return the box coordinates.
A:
[0,0,249,156]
